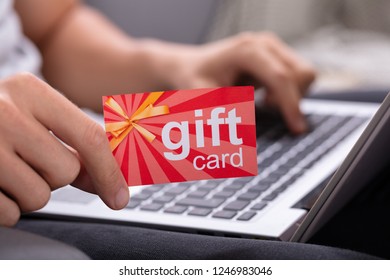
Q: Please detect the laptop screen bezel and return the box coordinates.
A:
[291,92,390,243]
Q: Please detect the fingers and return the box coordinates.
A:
[264,33,316,93]
[0,147,51,214]
[24,75,129,210]
[235,36,308,134]
[1,73,128,217]
[9,113,80,189]
[266,84,307,134]
[0,191,20,227]
[260,56,307,134]
[67,121,129,209]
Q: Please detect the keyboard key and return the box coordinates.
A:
[292,151,308,161]
[140,203,164,211]
[278,145,294,154]
[248,184,271,192]
[282,177,298,186]
[187,190,209,198]
[164,205,188,214]
[266,151,283,163]
[273,183,289,193]
[125,200,140,209]
[251,202,267,210]
[268,168,289,178]
[258,142,270,152]
[213,190,236,198]
[289,171,305,183]
[280,135,305,147]
[212,210,237,219]
[188,208,212,216]
[200,181,220,188]
[224,200,250,211]
[258,158,274,167]
[238,191,261,201]
[301,157,318,169]
[281,158,299,169]
[165,186,189,196]
[307,114,328,126]
[142,185,165,193]
[232,177,253,184]
[327,115,349,126]
[258,176,279,185]
[262,193,278,201]
[132,192,152,201]
[237,211,257,221]
[224,184,244,191]
[176,198,225,208]
[175,182,195,189]
[153,195,175,204]
[197,185,215,192]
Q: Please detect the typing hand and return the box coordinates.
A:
[167,32,316,134]
[0,73,129,226]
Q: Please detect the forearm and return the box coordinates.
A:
[38,5,190,111]
[15,1,315,134]
[15,0,215,112]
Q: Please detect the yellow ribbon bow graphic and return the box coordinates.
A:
[104,91,169,151]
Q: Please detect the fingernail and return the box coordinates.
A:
[115,185,129,209]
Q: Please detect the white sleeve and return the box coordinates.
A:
[0,0,42,79]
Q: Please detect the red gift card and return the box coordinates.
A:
[103,86,258,186]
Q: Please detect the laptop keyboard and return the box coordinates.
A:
[125,112,368,221]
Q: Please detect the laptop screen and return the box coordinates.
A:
[292,92,390,242]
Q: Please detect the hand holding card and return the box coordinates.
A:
[103,86,258,186]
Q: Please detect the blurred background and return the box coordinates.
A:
[85,0,390,95]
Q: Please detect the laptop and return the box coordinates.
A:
[33,92,388,242]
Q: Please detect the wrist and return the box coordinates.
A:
[136,39,198,90]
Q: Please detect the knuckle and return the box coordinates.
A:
[49,159,81,188]
[0,97,25,132]
[2,73,42,96]
[1,72,43,93]
[0,95,14,118]
[0,74,44,127]
[233,33,259,60]
[7,73,51,101]
[14,72,44,88]
[236,31,282,47]
[260,31,279,43]
[234,32,283,60]
[272,67,292,84]
[82,121,108,149]
[237,31,257,44]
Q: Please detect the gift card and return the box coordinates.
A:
[103,86,258,186]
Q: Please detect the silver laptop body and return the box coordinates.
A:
[35,97,380,241]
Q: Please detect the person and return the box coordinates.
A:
[0,0,379,259]
[0,0,315,227]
